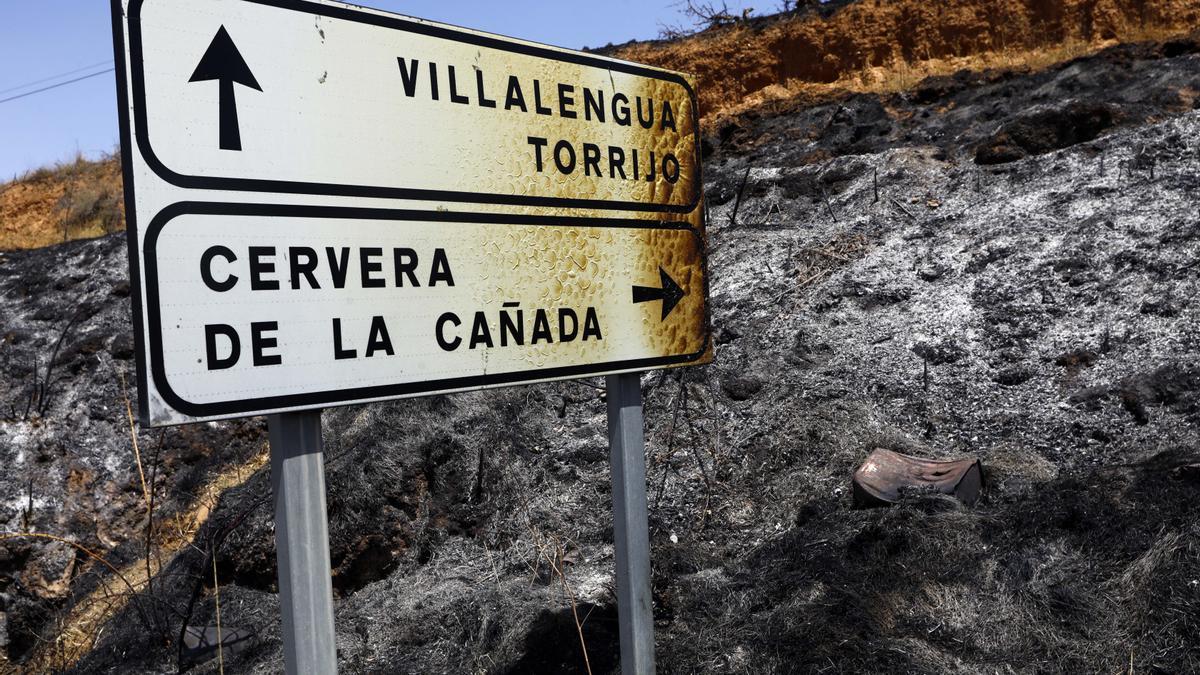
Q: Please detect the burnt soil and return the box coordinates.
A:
[2,35,1199,675]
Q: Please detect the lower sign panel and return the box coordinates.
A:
[141,203,710,424]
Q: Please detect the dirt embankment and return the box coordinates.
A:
[615,0,1200,121]
[0,157,122,252]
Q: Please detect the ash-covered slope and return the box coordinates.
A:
[0,235,270,670]
[2,35,1199,675]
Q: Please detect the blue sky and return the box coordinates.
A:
[0,1,757,180]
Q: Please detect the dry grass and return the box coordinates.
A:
[18,443,270,673]
[0,153,123,251]
[615,0,1200,124]
[794,233,870,291]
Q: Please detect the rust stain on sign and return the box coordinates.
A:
[128,0,702,214]
[116,0,711,425]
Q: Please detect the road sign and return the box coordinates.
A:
[142,203,707,421]
[113,3,705,672]
[120,0,701,213]
[112,0,711,426]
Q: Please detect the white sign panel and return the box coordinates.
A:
[112,0,711,426]
[122,0,701,213]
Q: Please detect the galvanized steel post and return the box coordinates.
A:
[606,372,656,674]
[269,410,338,675]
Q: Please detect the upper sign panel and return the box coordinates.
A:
[127,0,701,212]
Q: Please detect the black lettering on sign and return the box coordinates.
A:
[251,321,282,366]
[469,311,493,349]
[201,245,238,292]
[663,154,681,184]
[332,318,356,359]
[365,315,394,357]
[582,307,603,341]
[612,93,630,126]
[476,69,496,108]
[531,309,552,344]
[249,246,278,290]
[505,75,527,112]
[394,248,419,287]
[529,139,686,188]
[636,97,654,129]
[584,88,604,123]
[392,59,688,138]
[558,308,578,342]
[500,302,523,346]
[430,248,455,287]
[397,57,419,96]
[558,83,576,119]
[203,245,457,292]
[360,247,385,288]
[391,58,697,193]
[528,136,548,172]
[554,140,576,175]
[533,79,551,115]
[583,143,601,177]
[608,146,626,179]
[435,305,603,351]
[436,312,461,351]
[289,246,320,289]
[327,247,350,288]
[448,65,468,104]
[661,100,677,132]
[205,324,240,369]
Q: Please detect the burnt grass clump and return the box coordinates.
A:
[660,465,1200,673]
[1,27,1199,675]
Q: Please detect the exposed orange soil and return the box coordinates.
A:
[615,0,1200,122]
[0,158,123,251]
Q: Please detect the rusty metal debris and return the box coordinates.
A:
[852,448,983,507]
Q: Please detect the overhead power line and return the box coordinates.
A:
[0,68,115,105]
[0,59,114,95]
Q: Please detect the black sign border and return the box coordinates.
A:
[144,202,712,420]
[112,0,152,423]
[126,0,704,214]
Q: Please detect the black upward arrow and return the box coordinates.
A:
[189,26,261,151]
[633,267,686,321]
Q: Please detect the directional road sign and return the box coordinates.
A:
[118,0,701,212]
[113,0,711,426]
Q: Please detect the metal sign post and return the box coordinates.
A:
[607,372,656,674]
[268,411,338,675]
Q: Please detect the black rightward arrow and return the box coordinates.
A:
[189,26,261,151]
[632,267,687,321]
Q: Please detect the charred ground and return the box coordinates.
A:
[2,20,1200,675]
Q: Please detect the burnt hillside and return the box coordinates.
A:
[2,13,1200,675]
